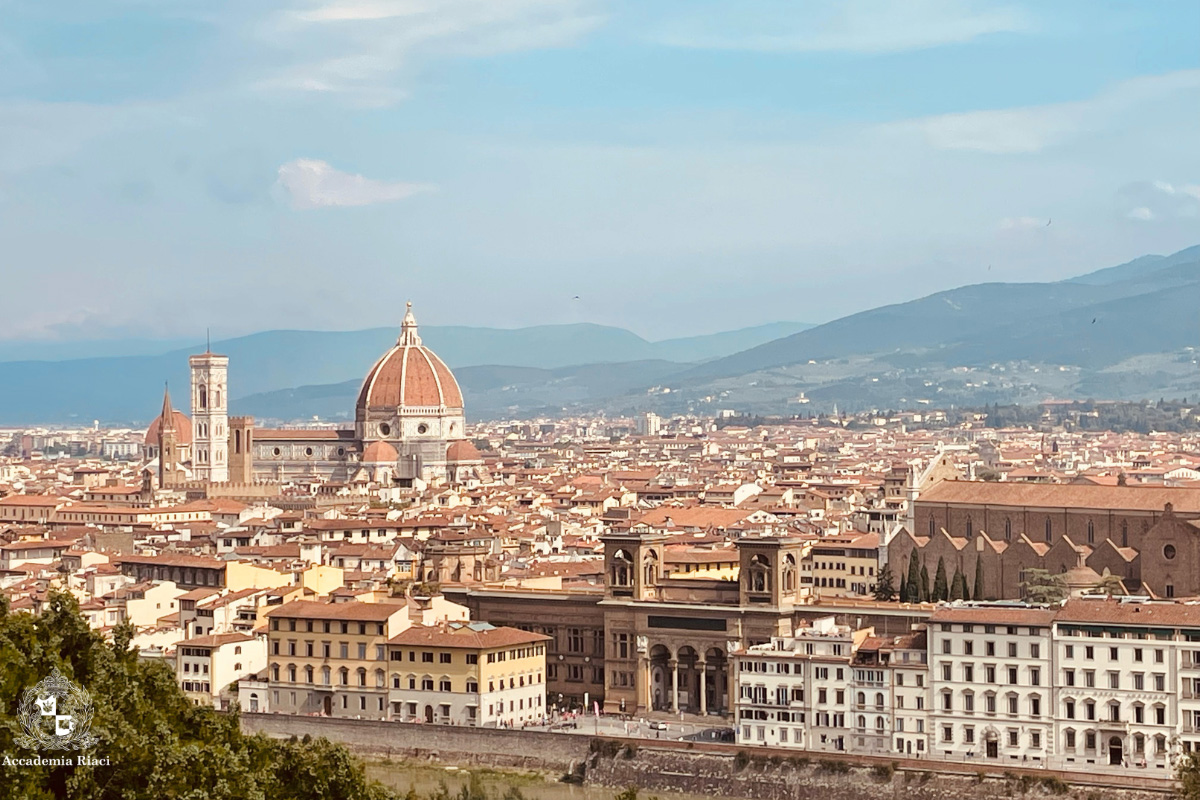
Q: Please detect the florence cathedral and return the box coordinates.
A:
[144,303,484,489]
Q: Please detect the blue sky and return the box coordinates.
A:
[1,0,1198,341]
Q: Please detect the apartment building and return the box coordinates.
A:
[386,621,550,727]
[177,632,266,710]
[806,532,880,598]
[264,600,412,719]
[928,605,1056,764]
[1053,597,1188,773]
[733,616,872,752]
[890,630,930,757]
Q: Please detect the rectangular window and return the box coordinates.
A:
[1108,671,1120,690]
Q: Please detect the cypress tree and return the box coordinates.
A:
[933,556,949,602]
[950,568,966,601]
[973,559,985,601]
[919,562,931,603]
[906,552,921,602]
[898,560,910,603]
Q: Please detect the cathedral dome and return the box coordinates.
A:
[361,440,399,464]
[145,410,192,446]
[357,303,463,412]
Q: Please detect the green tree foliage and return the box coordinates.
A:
[973,560,986,602]
[933,557,948,602]
[905,555,921,604]
[919,563,931,603]
[1178,750,1200,800]
[1020,569,1069,605]
[0,591,396,800]
[873,563,896,602]
[898,562,910,604]
[949,568,967,602]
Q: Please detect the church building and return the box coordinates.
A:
[145,303,484,489]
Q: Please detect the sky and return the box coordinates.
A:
[0,0,1198,343]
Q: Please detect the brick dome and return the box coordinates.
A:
[361,440,399,464]
[144,409,192,447]
[356,303,463,412]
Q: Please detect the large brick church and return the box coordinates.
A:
[890,480,1200,600]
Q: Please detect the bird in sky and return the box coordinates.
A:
[1092,318,1097,324]
[1046,218,1052,227]
[572,295,581,300]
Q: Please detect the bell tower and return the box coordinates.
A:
[157,384,182,489]
[190,345,229,483]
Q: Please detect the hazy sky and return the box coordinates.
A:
[1,0,1198,342]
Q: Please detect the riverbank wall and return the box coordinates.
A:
[239,713,1173,800]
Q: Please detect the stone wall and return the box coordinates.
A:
[585,746,1171,800]
[240,714,591,772]
[240,714,1174,800]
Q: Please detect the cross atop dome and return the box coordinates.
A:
[398,301,421,346]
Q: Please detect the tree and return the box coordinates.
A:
[898,561,910,604]
[874,563,896,602]
[0,591,398,800]
[906,554,921,604]
[933,557,949,602]
[1020,569,1068,605]
[919,562,931,603]
[1090,573,1126,596]
[949,568,967,601]
[973,559,986,602]
[1179,750,1200,800]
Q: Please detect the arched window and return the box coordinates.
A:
[856,692,865,706]
[1087,520,1095,544]
[783,554,797,592]
[1045,518,1053,542]
[643,550,659,586]
[234,429,242,453]
[357,668,367,687]
[198,385,207,409]
[287,664,296,682]
[338,667,349,685]
[929,518,936,537]
[1004,518,1012,540]
[304,665,314,684]
[875,692,884,709]
[875,716,885,731]
[375,669,385,688]
[1122,520,1129,547]
[748,554,770,593]
[213,388,221,408]
[611,549,632,588]
[322,666,331,685]
[857,715,866,730]
[966,516,973,537]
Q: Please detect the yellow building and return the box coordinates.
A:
[808,532,880,598]
[264,600,410,719]
[387,622,550,727]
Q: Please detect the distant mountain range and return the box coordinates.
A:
[3,244,1199,425]
[0,322,809,424]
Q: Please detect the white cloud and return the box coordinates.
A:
[885,69,1200,154]
[260,0,604,105]
[650,0,1029,54]
[1116,179,1200,222]
[275,158,433,209]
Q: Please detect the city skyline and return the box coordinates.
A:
[1,0,1198,342]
